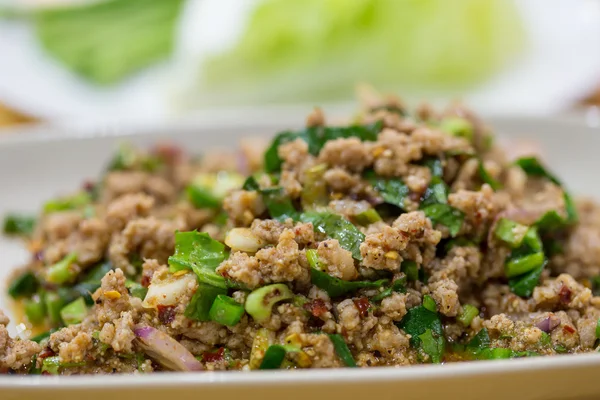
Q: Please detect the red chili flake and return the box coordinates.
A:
[38,348,55,360]
[157,305,177,325]
[559,284,572,304]
[303,299,328,318]
[202,347,224,363]
[140,273,152,288]
[563,325,576,334]
[353,297,370,318]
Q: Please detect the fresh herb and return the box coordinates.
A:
[185,283,227,322]
[187,172,244,209]
[421,204,464,237]
[242,176,260,191]
[245,284,294,324]
[508,263,546,298]
[44,291,67,326]
[505,252,545,278]
[24,296,46,325]
[60,297,87,325]
[43,192,91,214]
[423,158,444,178]
[300,212,365,260]
[371,278,407,302]
[3,214,36,236]
[365,170,410,211]
[595,318,600,339]
[264,122,382,173]
[125,280,148,300]
[494,218,528,248]
[71,261,113,305]
[301,163,329,209]
[259,345,287,369]
[422,295,437,312]
[466,328,491,353]
[478,160,502,190]
[261,187,299,221]
[168,231,228,289]
[30,329,57,344]
[398,305,445,363]
[401,260,419,281]
[209,295,245,326]
[329,334,357,367]
[7,272,38,299]
[592,276,600,296]
[420,177,449,208]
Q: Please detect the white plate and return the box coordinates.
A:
[1,114,600,400]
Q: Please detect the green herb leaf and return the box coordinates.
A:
[260,187,299,221]
[300,212,365,260]
[310,267,388,298]
[457,304,479,326]
[398,305,445,362]
[185,283,227,322]
[264,122,382,173]
[43,192,91,214]
[242,176,260,191]
[3,214,36,236]
[420,177,448,207]
[401,260,419,282]
[8,272,39,299]
[421,204,464,237]
[329,334,357,367]
[365,170,410,211]
[423,158,444,178]
[508,262,546,297]
[370,278,407,302]
[46,252,78,284]
[466,328,490,353]
[168,231,228,289]
[422,295,437,312]
[60,297,87,325]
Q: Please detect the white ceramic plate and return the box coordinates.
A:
[1,114,600,400]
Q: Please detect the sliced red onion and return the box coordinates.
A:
[487,208,538,246]
[134,325,203,372]
[535,316,560,333]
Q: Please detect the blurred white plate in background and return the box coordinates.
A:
[0,0,599,125]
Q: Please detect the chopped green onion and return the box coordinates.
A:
[505,252,545,278]
[185,283,227,322]
[245,284,294,324]
[422,295,437,312]
[46,252,78,285]
[259,345,287,370]
[306,249,323,270]
[60,297,88,325]
[301,163,329,210]
[187,172,244,209]
[354,209,382,225]
[457,304,479,326]
[401,260,419,281]
[7,271,38,299]
[24,296,47,325]
[596,319,600,339]
[3,214,36,235]
[478,160,502,190]
[209,295,245,326]
[329,334,357,367]
[250,328,274,370]
[44,291,67,326]
[43,192,91,214]
[439,117,473,141]
[309,262,388,298]
[508,263,546,298]
[186,185,222,209]
[494,218,528,248]
[41,356,86,375]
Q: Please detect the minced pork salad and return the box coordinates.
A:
[2,95,600,375]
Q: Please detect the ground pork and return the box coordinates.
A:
[105,193,154,232]
[316,239,357,281]
[103,171,176,204]
[109,217,182,274]
[0,311,41,372]
[428,279,460,317]
[360,211,441,271]
[223,190,266,227]
[448,184,497,238]
[532,274,593,311]
[318,137,373,173]
[92,269,134,325]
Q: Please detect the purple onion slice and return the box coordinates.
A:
[134,325,203,372]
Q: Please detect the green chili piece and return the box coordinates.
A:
[60,297,88,326]
[245,284,294,324]
[457,304,479,326]
[259,345,287,370]
[46,252,78,285]
[329,334,357,367]
[505,252,545,278]
[24,296,47,325]
[422,295,437,312]
[354,209,382,225]
[209,295,245,326]
[494,218,528,248]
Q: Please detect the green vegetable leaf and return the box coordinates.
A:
[508,262,546,297]
[423,158,443,178]
[365,170,410,211]
[398,305,445,363]
[185,283,227,322]
[300,212,365,260]
[242,176,260,191]
[43,192,91,214]
[260,187,299,221]
[370,278,407,302]
[466,328,490,353]
[3,214,36,236]
[168,231,228,289]
[310,267,387,298]
[421,204,464,237]
[420,177,448,207]
[8,272,39,299]
[264,122,382,173]
[60,297,88,326]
